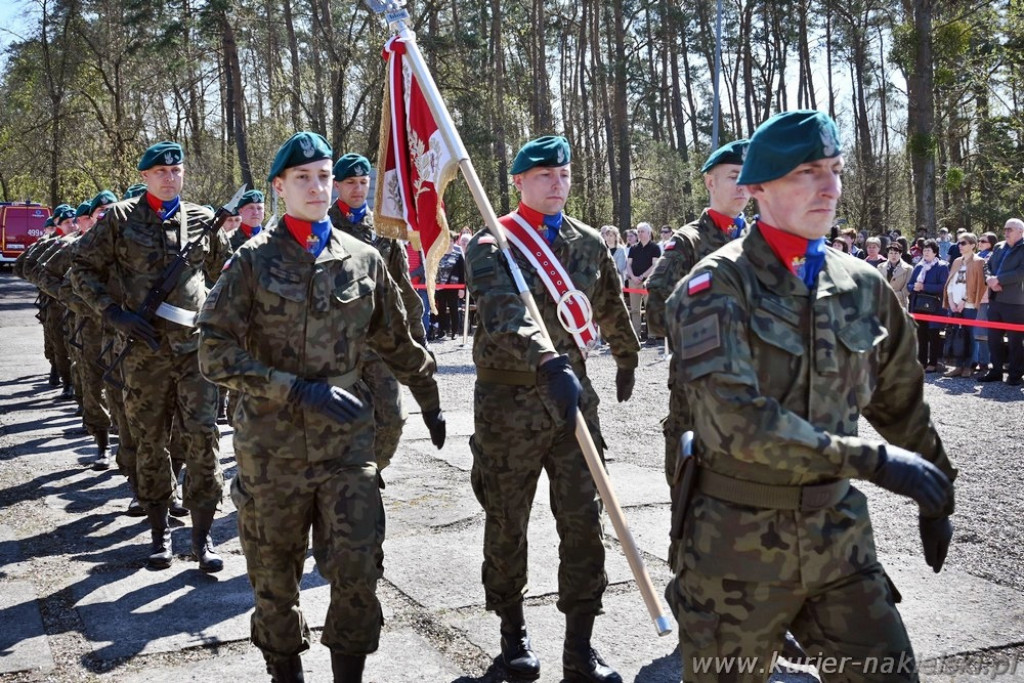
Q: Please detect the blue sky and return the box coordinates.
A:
[0,0,36,65]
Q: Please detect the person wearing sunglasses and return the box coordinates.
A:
[942,233,986,377]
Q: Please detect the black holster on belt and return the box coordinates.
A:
[669,431,697,541]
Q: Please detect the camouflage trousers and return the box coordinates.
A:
[44,303,71,384]
[361,353,405,471]
[469,378,607,615]
[104,332,137,474]
[231,457,384,660]
[121,347,222,510]
[75,315,110,436]
[668,489,916,683]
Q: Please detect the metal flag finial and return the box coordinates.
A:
[361,0,409,29]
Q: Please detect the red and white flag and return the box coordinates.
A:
[374,35,458,311]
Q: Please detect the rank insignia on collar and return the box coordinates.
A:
[687,271,712,295]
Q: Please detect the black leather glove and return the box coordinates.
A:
[290,380,364,424]
[422,408,446,449]
[615,367,635,402]
[919,515,953,573]
[537,355,582,426]
[103,304,159,350]
[869,445,951,516]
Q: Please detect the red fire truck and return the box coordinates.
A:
[1,203,52,265]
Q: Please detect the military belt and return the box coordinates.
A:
[697,468,850,512]
[475,367,537,386]
[324,369,360,390]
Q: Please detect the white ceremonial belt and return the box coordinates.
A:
[155,302,198,327]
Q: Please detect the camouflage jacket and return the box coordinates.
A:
[328,203,426,343]
[71,198,229,354]
[31,233,78,296]
[197,221,439,464]
[666,224,957,580]
[646,210,735,338]
[465,212,639,376]
[18,235,61,286]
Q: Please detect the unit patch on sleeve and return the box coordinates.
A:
[680,312,721,360]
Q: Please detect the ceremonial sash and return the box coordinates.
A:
[501,213,598,351]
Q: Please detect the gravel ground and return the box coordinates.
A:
[2,269,1023,682]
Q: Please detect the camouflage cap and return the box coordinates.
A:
[510,135,571,175]
[737,110,842,185]
[90,190,118,213]
[138,141,184,170]
[123,184,147,199]
[268,132,333,182]
[75,202,93,218]
[333,153,372,180]
[236,189,265,210]
[700,139,749,174]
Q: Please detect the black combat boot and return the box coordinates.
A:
[562,613,622,683]
[170,461,189,517]
[330,651,365,683]
[125,475,146,517]
[48,365,60,387]
[189,508,223,573]
[145,504,173,569]
[497,602,541,679]
[59,382,75,401]
[93,429,110,470]
[266,654,305,683]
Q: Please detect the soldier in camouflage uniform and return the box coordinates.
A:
[328,153,427,472]
[37,199,113,469]
[464,136,639,683]
[645,140,750,568]
[29,206,77,399]
[665,111,957,683]
[198,132,446,683]
[72,141,230,572]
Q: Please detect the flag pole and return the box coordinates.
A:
[367,0,671,636]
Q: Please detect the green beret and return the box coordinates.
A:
[44,216,54,228]
[138,141,184,170]
[90,190,118,212]
[75,202,92,217]
[236,190,265,210]
[333,153,372,180]
[123,184,147,199]
[510,135,571,175]
[738,110,842,185]
[267,132,333,182]
[701,139,748,173]
[53,205,76,222]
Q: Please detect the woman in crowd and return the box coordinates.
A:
[831,237,850,253]
[942,233,986,377]
[910,239,950,372]
[973,231,998,375]
[880,242,913,309]
[601,224,628,284]
[864,236,886,266]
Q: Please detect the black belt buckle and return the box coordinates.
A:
[799,480,845,512]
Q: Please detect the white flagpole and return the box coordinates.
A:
[460,288,471,346]
[367,0,670,636]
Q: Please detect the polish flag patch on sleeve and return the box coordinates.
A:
[664,241,676,251]
[687,271,712,295]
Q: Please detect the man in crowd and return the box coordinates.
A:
[72,141,230,572]
[465,135,639,683]
[198,131,445,683]
[980,217,1024,385]
[625,221,661,343]
[666,110,956,682]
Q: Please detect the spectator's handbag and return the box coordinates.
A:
[944,314,969,360]
[911,293,941,314]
